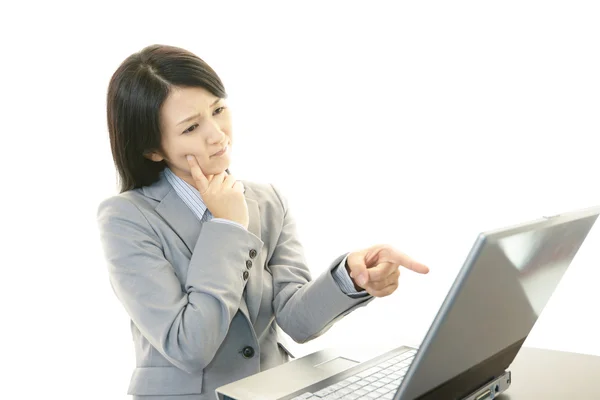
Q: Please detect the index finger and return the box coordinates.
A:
[382,250,430,274]
[186,155,209,193]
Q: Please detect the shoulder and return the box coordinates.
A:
[96,188,157,228]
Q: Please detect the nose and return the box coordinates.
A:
[205,118,226,144]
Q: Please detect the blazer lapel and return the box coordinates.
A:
[140,174,199,254]
[142,173,263,325]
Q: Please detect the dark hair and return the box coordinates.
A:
[106,44,228,193]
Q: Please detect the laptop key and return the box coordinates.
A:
[290,393,314,400]
[362,384,378,392]
[385,383,399,391]
[380,377,394,384]
[337,379,354,387]
[356,367,381,378]
[314,388,334,397]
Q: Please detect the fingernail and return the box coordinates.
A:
[186,155,193,161]
[357,273,367,286]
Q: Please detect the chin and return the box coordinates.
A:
[206,165,231,176]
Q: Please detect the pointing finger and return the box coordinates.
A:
[381,249,430,274]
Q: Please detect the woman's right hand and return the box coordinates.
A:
[186,155,249,230]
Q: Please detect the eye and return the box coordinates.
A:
[214,106,226,116]
[182,123,199,134]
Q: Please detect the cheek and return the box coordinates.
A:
[220,115,233,135]
[171,137,194,154]
[161,139,194,164]
[175,140,210,164]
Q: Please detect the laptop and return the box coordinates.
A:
[216,205,600,400]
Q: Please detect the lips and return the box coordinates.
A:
[211,145,228,156]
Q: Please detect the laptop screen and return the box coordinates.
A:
[396,209,599,400]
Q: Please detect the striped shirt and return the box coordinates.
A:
[163,167,366,297]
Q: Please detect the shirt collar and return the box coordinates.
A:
[163,167,207,221]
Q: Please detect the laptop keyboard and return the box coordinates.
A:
[290,349,416,400]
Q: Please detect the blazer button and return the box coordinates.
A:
[249,249,257,259]
[243,270,249,280]
[242,346,255,358]
[246,260,253,269]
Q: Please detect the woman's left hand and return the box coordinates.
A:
[346,244,430,297]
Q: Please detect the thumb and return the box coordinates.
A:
[348,254,369,287]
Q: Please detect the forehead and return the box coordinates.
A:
[161,86,218,125]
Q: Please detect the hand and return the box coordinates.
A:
[345,244,429,297]
[186,155,249,229]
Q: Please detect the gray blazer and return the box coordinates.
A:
[97,173,374,399]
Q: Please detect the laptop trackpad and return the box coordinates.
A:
[314,357,359,374]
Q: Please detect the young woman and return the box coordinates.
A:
[97,44,429,400]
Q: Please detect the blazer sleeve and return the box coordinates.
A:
[268,184,375,344]
[96,195,264,374]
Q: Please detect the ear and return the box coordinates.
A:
[144,150,164,162]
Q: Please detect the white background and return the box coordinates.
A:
[2,1,599,399]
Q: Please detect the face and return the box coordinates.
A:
[146,86,232,187]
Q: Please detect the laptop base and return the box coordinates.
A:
[216,345,512,400]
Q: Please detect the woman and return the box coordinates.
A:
[97,44,429,400]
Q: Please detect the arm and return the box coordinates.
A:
[268,185,374,344]
[97,196,263,374]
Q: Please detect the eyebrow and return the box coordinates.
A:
[176,98,221,126]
